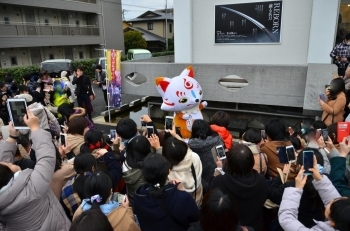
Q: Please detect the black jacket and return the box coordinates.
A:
[72,75,93,96]
[211,171,268,231]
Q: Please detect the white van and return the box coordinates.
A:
[127,49,152,61]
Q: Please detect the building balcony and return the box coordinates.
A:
[0,22,100,37]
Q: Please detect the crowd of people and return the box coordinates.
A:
[1,61,350,231]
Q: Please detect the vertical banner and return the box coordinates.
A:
[215,1,282,44]
[106,49,122,108]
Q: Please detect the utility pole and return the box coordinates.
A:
[165,0,168,51]
[122,9,128,21]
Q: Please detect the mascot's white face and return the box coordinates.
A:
[155,66,203,112]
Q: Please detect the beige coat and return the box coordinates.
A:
[50,162,75,199]
[73,205,140,231]
[168,148,203,206]
[321,92,346,126]
[0,129,71,231]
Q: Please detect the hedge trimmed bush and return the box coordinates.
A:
[72,58,98,78]
[0,65,40,83]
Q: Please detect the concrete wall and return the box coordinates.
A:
[121,63,307,108]
[303,64,338,115]
[121,63,336,114]
[0,45,93,68]
[0,36,102,49]
[174,0,339,65]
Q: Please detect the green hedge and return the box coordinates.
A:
[71,58,98,78]
[0,65,40,83]
[152,51,174,57]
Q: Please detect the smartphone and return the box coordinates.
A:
[165,116,174,130]
[286,145,296,162]
[321,129,328,142]
[337,122,350,143]
[141,121,146,127]
[261,130,266,140]
[110,129,116,140]
[6,98,29,129]
[215,145,226,160]
[303,150,314,175]
[277,146,288,164]
[146,125,154,137]
[319,93,327,102]
[60,133,66,147]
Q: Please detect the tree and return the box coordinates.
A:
[124,30,147,52]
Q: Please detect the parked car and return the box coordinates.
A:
[127,49,152,61]
[41,59,72,77]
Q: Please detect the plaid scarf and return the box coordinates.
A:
[61,171,93,216]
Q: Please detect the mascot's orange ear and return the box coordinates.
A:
[180,66,194,78]
[155,77,170,92]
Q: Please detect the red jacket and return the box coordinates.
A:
[210,125,233,150]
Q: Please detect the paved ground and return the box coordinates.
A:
[90,84,144,133]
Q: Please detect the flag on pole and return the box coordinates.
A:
[106,50,122,108]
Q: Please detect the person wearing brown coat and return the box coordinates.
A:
[260,119,297,181]
[320,78,346,126]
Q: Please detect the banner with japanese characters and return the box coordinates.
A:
[106,50,122,108]
[215,1,282,44]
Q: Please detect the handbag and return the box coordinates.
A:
[43,108,60,137]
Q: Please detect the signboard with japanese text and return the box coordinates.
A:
[215,1,283,44]
[106,50,122,108]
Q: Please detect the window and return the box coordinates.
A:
[79,51,84,59]
[44,19,49,25]
[76,20,80,27]
[4,17,9,24]
[49,54,54,59]
[147,22,153,30]
[10,57,17,66]
[169,23,172,33]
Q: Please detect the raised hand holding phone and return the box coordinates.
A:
[319,93,327,102]
[23,108,39,131]
[295,166,307,189]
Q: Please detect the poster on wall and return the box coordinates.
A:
[106,49,122,108]
[215,1,283,44]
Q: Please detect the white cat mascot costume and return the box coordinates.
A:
[155,66,207,139]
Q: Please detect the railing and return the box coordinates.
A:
[0,22,100,36]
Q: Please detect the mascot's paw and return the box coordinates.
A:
[201,101,208,107]
[182,114,191,120]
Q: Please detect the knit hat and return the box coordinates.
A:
[61,71,68,78]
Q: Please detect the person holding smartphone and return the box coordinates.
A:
[0,110,71,230]
[278,155,350,231]
[319,78,346,126]
[140,114,159,138]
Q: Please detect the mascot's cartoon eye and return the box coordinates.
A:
[199,90,202,95]
[184,80,193,89]
[179,98,188,103]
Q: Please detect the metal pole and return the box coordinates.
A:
[165,0,168,51]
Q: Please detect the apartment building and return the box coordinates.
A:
[0,0,124,68]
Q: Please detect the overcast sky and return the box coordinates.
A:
[122,0,174,20]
